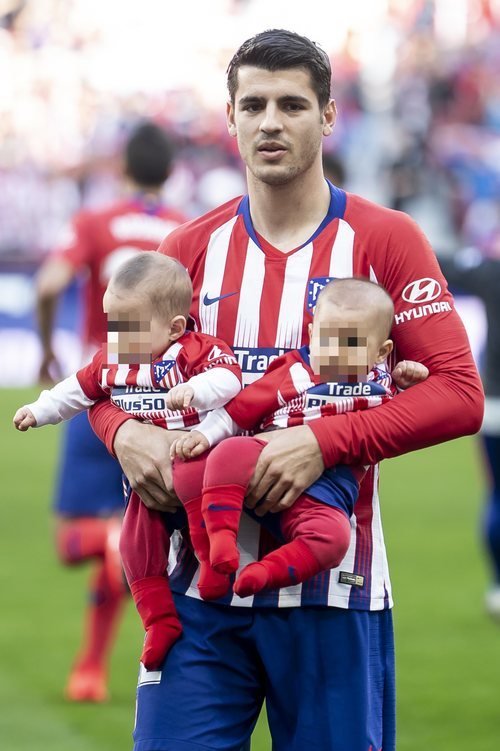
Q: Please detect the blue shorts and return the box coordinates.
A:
[54,412,125,517]
[134,595,395,751]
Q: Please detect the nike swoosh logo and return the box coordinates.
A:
[203,291,238,306]
[207,504,240,512]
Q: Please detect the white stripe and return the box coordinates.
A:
[199,217,238,336]
[327,512,358,601]
[234,239,265,348]
[329,219,354,278]
[369,264,379,283]
[137,663,162,686]
[228,515,263,606]
[275,244,313,349]
[370,466,393,608]
[288,361,315,392]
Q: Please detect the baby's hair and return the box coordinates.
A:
[110,252,193,320]
[316,277,394,339]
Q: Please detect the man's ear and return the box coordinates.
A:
[322,99,337,137]
[376,339,393,363]
[227,101,237,137]
[169,315,187,341]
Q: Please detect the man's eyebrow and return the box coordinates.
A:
[238,95,311,107]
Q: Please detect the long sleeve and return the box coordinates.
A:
[309,208,484,468]
[27,374,97,426]
[188,368,242,411]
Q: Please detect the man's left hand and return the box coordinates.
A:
[245,425,325,515]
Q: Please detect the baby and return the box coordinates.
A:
[170,278,428,599]
[14,252,243,669]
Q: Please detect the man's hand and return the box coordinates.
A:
[392,360,429,390]
[113,420,183,512]
[246,425,325,515]
[170,430,210,460]
[13,407,37,431]
[166,384,195,410]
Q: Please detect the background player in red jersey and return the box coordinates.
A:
[34,122,187,702]
[171,278,428,599]
[15,252,242,671]
[88,30,483,751]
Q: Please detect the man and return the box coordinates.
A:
[438,247,500,617]
[37,121,187,702]
[90,31,483,750]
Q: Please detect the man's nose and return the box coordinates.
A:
[259,103,283,133]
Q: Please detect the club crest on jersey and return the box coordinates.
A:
[307,276,335,310]
[154,359,176,383]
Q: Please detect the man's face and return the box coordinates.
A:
[309,304,383,382]
[227,66,335,186]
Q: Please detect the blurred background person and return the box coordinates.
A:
[438,244,500,617]
[34,120,187,702]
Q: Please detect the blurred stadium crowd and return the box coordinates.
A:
[1,0,500,263]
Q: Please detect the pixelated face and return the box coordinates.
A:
[103,288,171,365]
[309,306,384,382]
[227,67,335,187]
[106,310,153,365]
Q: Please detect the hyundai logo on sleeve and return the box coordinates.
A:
[402,278,441,304]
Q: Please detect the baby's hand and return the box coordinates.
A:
[392,360,429,390]
[166,384,195,410]
[13,407,37,431]
[170,431,210,461]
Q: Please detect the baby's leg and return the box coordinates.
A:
[234,496,351,598]
[172,456,230,600]
[120,492,182,670]
[202,437,266,573]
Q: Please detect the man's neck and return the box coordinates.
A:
[246,168,331,252]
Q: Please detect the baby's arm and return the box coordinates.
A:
[12,350,107,432]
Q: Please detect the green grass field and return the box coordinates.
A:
[1,387,499,750]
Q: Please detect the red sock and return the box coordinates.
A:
[234,498,351,598]
[172,457,230,601]
[73,560,126,671]
[202,437,266,574]
[201,485,245,573]
[130,576,182,670]
[183,497,230,600]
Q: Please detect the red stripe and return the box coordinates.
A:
[258,255,287,347]
[216,218,249,344]
[351,465,375,583]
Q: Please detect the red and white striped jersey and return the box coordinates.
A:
[228,350,392,431]
[28,331,241,431]
[198,349,392,446]
[53,197,187,354]
[91,182,483,610]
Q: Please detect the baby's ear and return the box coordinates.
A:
[376,339,393,362]
[169,315,187,340]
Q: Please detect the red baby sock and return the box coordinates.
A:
[234,539,319,597]
[201,485,245,574]
[183,496,231,600]
[130,576,182,670]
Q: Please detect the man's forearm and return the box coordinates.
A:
[88,398,132,456]
[309,368,484,468]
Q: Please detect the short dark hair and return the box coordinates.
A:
[125,122,174,188]
[227,29,332,109]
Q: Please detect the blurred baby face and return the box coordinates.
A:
[103,288,170,364]
[309,303,384,382]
